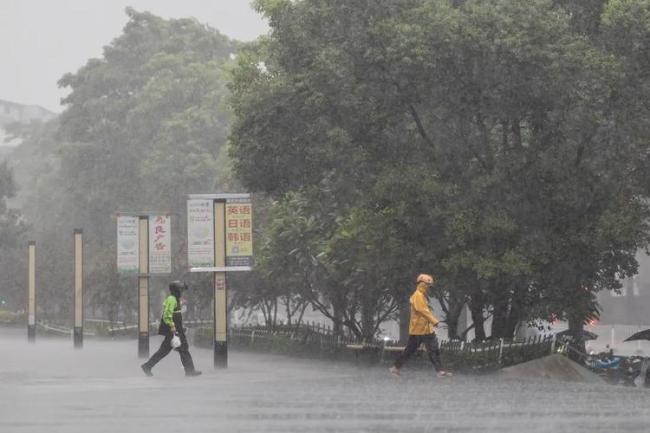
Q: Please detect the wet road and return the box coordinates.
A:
[1,328,650,433]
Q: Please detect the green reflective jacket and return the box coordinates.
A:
[162,295,178,329]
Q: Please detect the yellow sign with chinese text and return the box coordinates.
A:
[225,199,253,267]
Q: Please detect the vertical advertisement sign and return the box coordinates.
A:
[117,216,139,274]
[187,199,215,268]
[225,198,253,267]
[149,215,171,274]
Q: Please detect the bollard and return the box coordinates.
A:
[27,241,36,343]
[73,229,84,349]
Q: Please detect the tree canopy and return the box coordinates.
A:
[229,0,650,340]
[2,2,648,344]
[5,9,240,321]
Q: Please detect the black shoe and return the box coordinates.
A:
[186,370,202,377]
[141,364,153,377]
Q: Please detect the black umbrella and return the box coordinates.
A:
[624,329,650,342]
[555,329,598,341]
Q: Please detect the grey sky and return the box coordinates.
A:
[0,0,268,113]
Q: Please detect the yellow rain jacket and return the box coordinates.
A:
[408,282,440,335]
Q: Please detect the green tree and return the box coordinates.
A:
[7,9,239,323]
[0,162,28,309]
[229,0,650,343]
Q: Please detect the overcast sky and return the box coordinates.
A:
[0,0,268,113]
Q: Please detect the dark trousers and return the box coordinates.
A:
[143,332,196,373]
[393,334,442,371]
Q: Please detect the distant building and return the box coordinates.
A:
[598,252,650,325]
[0,100,56,150]
[0,99,55,127]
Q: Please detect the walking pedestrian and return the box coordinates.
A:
[141,281,202,377]
[389,273,452,378]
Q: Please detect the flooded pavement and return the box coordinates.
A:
[1,328,650,433]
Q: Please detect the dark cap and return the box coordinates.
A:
[169,280,188,295]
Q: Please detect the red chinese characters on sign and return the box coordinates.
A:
[149,215,171,274]
[153,222,167,244]
[225,201,253,267]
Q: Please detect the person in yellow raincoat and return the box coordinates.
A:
[389,274,452,377]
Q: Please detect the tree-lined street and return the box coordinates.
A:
[1,329,650,433]
[1,0,650,372]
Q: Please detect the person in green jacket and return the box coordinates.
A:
[141,281,201,377]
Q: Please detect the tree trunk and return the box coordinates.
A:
[445,301,463,340]
[295,303,307,329]
[504,285,527,339]
[261,306,271,328]
[332,302,343,338]
[283,296,292,326]
[398,298,410,344]
[504,305,520,339]
[272,301,278,329]
[446,319,459,341]
[491,297,510,339]
[567,315,586,363]
[361,298,375,343]
[470,301,486,341]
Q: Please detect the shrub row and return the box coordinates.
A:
[193,327,554,371]
[0,310,24,326]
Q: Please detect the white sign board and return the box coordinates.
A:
[117,215,139,274]
[187,199,215,268]
[149,215,172,274]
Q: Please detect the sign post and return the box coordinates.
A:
[117,213,171,358]
[73,229,83,348]
[27,241,36,343]
[188,194,253,368]
[138,216,149,358]
[214,201,227,367]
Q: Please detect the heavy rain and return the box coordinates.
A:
[1,1,650,432]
